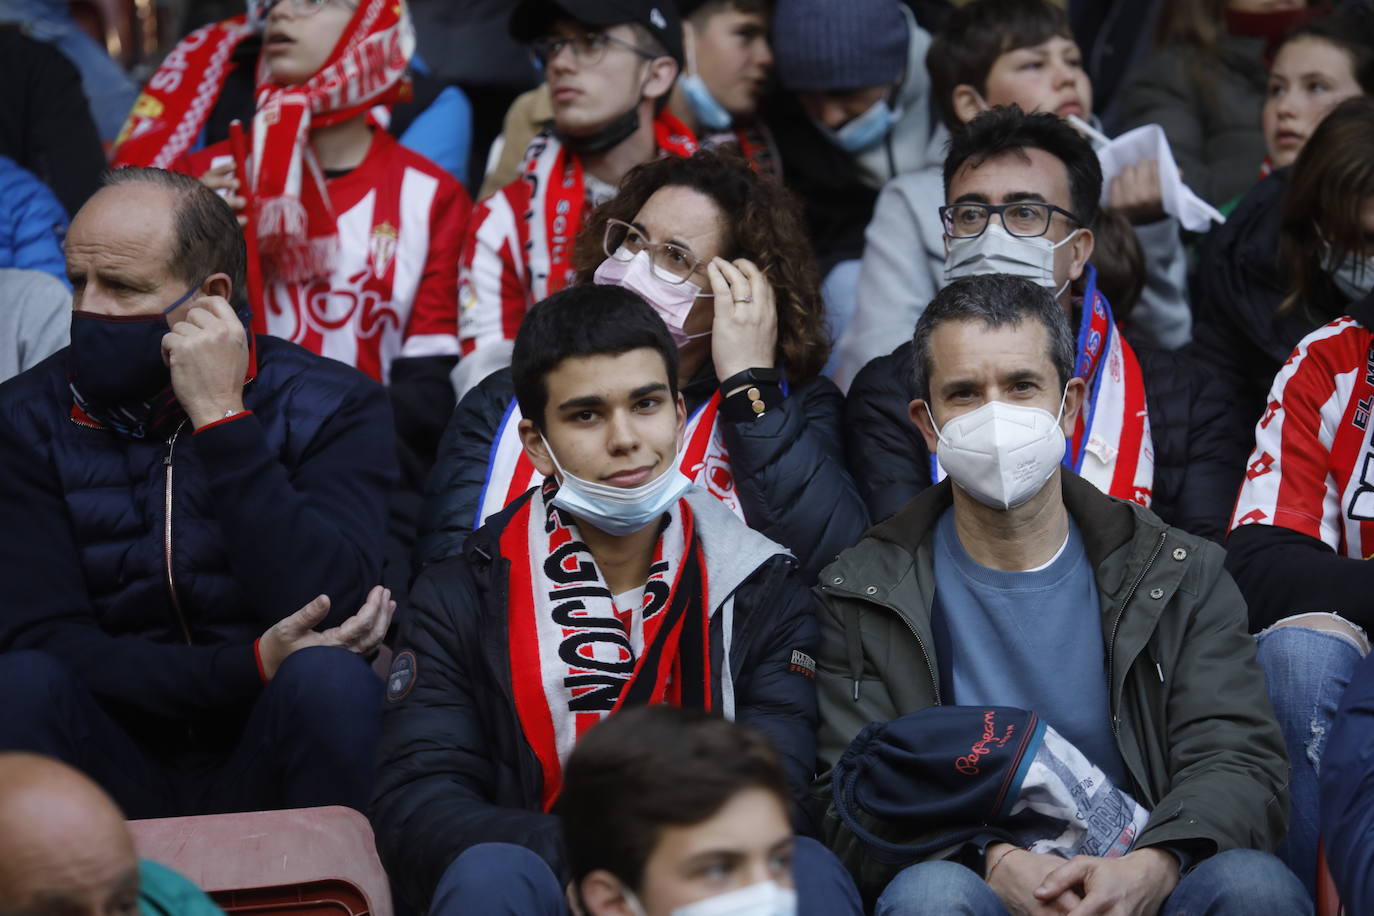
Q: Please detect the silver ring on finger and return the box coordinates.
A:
[735,296,753,304]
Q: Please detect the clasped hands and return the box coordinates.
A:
[984,843,1178,916]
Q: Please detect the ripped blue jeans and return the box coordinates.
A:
[1255,617,1366,899]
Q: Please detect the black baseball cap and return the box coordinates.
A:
[510,0,685,67]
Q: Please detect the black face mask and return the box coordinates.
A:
[68,281,202,408]
[556,105,642,155]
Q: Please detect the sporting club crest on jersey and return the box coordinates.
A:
[370,221,398,279]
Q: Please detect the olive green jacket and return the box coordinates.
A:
[812,472,1288,896]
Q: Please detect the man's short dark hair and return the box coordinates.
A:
[943,106,1103,229]
[912,274,1075,402]
[100,167,249,314]
[511,284,680,429]
[556,705,790,893]
[926,0,1072,132]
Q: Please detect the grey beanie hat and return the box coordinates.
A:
[772,0,909,91]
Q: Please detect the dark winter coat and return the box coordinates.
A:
[371,486,820,909]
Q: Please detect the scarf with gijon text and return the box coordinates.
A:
[504,479,713,810]
[476,391,743,531]
[249,0,413,283]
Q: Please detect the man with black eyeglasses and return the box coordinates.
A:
[453,0,696,399]
[842,107,1241,547]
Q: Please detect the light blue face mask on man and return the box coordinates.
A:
[542,437,694,536]
[817,96,901,153]
[682,72,734,131]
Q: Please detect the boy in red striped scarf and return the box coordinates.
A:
[371,284,833,913]
[453,0,698,398]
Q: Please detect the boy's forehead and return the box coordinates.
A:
[547,348,672,401]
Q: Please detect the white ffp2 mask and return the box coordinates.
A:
[626,881,798,916]
[928,395,1068,510]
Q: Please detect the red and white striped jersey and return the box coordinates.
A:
[454,114,699,396]
[1231,316,1374,557]
[181,130,470,384]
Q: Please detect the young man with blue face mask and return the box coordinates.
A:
[372,284,860,915]
[812,273,1304,916]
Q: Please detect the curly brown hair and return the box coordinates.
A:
[571,147,830,382]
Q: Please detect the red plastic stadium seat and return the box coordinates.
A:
[128,806,392,916]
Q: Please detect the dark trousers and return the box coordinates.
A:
[0,646,381,818]
[430,836,864,915]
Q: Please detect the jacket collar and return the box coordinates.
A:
[862,471,1140,595]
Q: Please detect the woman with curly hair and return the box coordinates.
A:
[416,148,867,582]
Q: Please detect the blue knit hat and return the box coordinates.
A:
[772,0,909,91]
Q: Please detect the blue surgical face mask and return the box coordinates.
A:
[682,72,734,131]
[817,97,901,153]
[541,436,693,536]
[1323,246,1374,302]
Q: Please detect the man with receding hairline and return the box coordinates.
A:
[0,752,220,915]
[0,167,396,819]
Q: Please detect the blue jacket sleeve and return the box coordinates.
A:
[1,160,68,283]
[0,415,262,717]
[1320,650,1374,916]
[720,376,870,583]
[191,372,397,629]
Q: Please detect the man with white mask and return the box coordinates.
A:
[812,273,1303,915]
[844,108,1241,548]
[372,284,859,914]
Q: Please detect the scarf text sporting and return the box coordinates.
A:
[503,479,713,810]
[111,16,257,169]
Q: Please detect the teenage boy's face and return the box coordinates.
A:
[521,347,686,491]
[689,7,772,118]
[1263,37,1362,168]
[959,35,1091,124]
[796,85,889,130]
[545,19,663,137]
[263,0,356,86]
[945,147,1093,302]
[631,787,793,916]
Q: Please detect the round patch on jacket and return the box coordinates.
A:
[386,650,417,701]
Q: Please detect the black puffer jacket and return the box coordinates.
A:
[1192,168,1352,474]
[843,340,1238,541]
[371,486,821,909]
[415,365,869,583]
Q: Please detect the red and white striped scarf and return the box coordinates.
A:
[932,270,1154,505]
[504,479,714,809]
[111,16,257,169]
[249,0,413,282]
[476,391,743,530]
[518,111,700,298]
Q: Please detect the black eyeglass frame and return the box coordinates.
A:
[530,30,659,68]
[938,201,1083,239]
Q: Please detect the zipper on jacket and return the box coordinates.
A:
[163,422,193,645]
[819,585,941,706]
[1106,530,1167,736]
